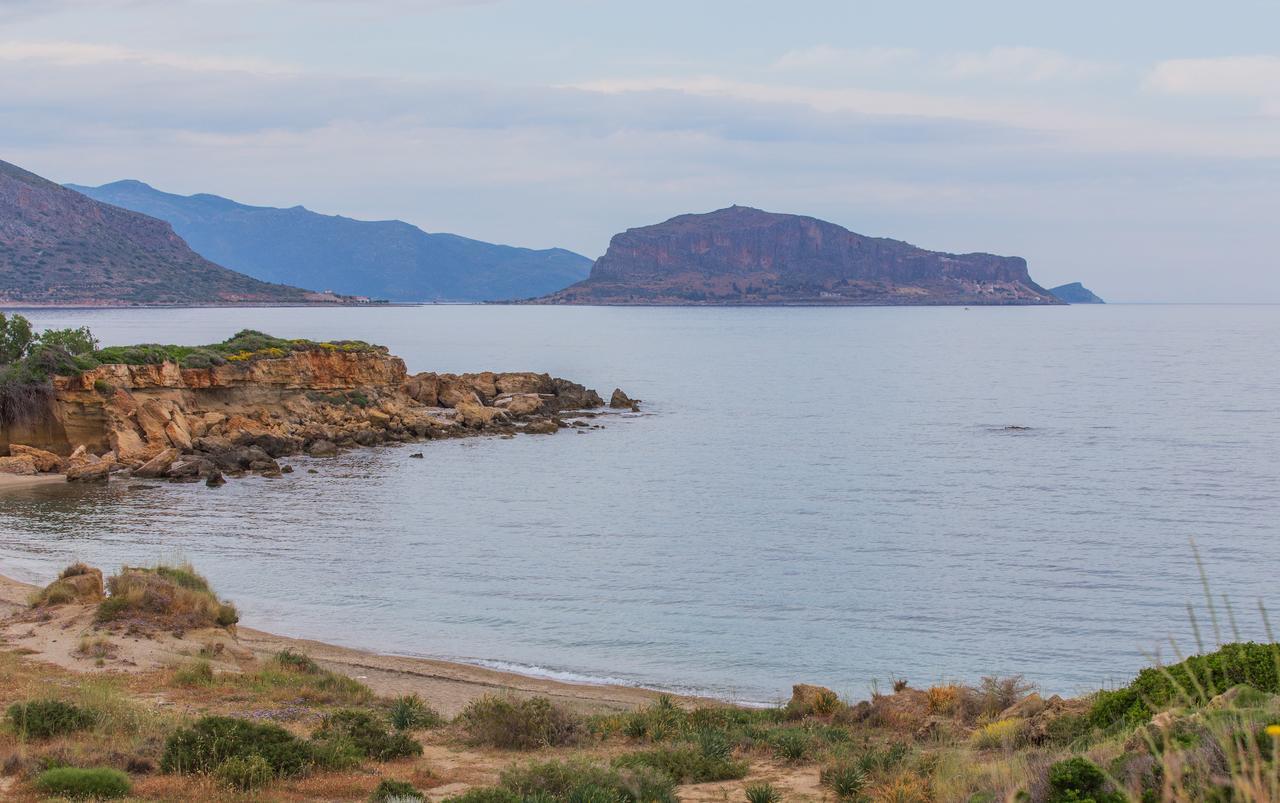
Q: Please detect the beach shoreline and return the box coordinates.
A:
[0,569,712,717]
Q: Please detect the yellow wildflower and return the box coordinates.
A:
[1266,724,1280,737]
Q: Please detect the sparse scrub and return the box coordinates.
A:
[970,718,1025,750]
[458,695,583,749]
[214,753,274,791]
[370,778,425,801]
[33,766,131,799]
[275,648,322,674]
[613,742,748,782]
[160,715,313,777]
[96,563,238,631]
[7,699,95,739]
[821,760,869,800]
[1046,756,1124,803]
[745,782,781,803]
[245,652,374,705]
[172,659,215,686]
[389,693,444,730]
[311,709,423,761]
[497,758,678,803]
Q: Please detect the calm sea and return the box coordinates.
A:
[1,305,1277,703]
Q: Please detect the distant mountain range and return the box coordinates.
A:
[69,180,592,302]
[535,206,1062,306]
[0,160,311,305]
[1049,282,1105,304]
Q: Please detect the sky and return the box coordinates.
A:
[1,0,1278,302]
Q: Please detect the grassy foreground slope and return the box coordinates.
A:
[0,561,1277,801]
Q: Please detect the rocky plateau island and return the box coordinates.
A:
[535,206,1063,306]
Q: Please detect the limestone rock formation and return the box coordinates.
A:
[0,348,611,485]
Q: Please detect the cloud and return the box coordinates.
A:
[772,45,1111,84]
[1147,55,1280,113]
[944,46,1110,83]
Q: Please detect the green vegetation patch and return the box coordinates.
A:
[1089,642,1280,728]
[7,698,96,739]
[92,328,385,369]
[370,778,425,802]
[311,709,423,761]
[458,695,584,749]
[34,766,131,799]
[97,563,238,631]
[160,715,314,777]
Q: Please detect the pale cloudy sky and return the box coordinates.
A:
[1,0,1277,301]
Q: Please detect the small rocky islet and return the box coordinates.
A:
[0,330,632,486]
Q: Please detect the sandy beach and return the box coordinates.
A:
[0,569,701,718]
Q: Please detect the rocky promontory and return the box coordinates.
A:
[0,332,614,485]
[534,206,1060,306]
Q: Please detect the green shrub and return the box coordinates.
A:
[34,766,131,799]
[499,759,677,803]
[442,790,522,803]
[215,754,274,791]
[459,695,583,749]
[275,648,322,674]
[96,563,238,630]
[7,699,95,739]
[389,693,444,730]
[1089,642,1280,728]
[820,761,868,801]
[160,715,313,777]
[172,659,215,687]
[745,783,782,803]
[1046,757,1124,803]
[371,778,426,801]
[768,727,813,762]
[612,744,747,783]
[312,709,422,761]
[309,732,363,770]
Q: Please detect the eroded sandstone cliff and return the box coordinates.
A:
[0,349,608,484]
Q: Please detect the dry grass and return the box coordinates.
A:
[96,564,237,632]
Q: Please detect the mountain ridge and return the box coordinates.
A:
[0,160,313,306]
[69,180,593,302]
[535,205,1060,306]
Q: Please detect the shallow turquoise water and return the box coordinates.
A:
[1,305,1277,702]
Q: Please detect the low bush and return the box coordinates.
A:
[275,648,322,674]
[172,659,215,687]
[971,718,1024,750]
[458,695,583,749]
[370,778,425,802]
[821,761,868,801]
[311,709,422,761]
[215,754,274,791]
[768,727,813,762]
[33,766,131,799]
[1046,757,1124,803]
[389,693,445,730]
[442,790,522,803]
[613,743,747,783]
[745,783,782,803]
[97,563,238,631]
[160,715,313,777]
[7,699,95,739]
[498,758,677,803]
[1089,642,1280,728]
[245,653,374,705]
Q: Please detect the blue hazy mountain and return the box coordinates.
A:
[67,180,592,302]
[1048,282,1105,304]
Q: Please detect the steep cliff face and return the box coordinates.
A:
[537,206,1059,305]
[1049,282,1105,304]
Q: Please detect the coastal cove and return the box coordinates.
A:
[0,304,1277,704]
